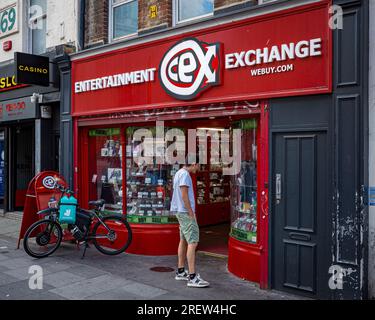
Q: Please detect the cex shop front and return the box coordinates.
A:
[71,1,331,288]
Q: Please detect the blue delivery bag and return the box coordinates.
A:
[59,195,77,224]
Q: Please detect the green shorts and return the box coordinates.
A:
[175,212,200,244]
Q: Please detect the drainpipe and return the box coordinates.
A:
[78,0,85,51]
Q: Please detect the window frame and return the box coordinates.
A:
[109,0,138,43]
[258,0,279,4]
[173,0,214,26]
[28,0,47,54]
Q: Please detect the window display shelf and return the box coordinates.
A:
[230,227,257,244]
[88,128,123,215]
[125,127,179,224]
[196,168,230,207]
[232,183,257,188]
[230,119,258,244]
[127,184,166,189]
[210,199,230,203]
[234,208,256,215]
[102,208,123,216]
[127,215,177,224]
[211,185,228,189]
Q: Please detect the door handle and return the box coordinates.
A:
[275,173,282,203]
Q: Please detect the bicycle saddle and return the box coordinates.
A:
[88,199,105,207]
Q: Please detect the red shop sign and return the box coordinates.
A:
[72,1,332,116]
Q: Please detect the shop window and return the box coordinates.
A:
[125,126,179,224]
[111,0,138,40]
[230,119,258,244]
[29,0,47,54]
[88,128,123,215]
[174,0,214,24]
[195,129,230,206]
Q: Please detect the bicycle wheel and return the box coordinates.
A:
[23,219,63,258]
[92,216,132,255]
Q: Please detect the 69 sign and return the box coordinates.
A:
[0,3,18,39]
[159,38,221,101]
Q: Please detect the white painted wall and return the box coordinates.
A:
[368,0,375,299]
[46,0,79,50]
[0,0,79,64]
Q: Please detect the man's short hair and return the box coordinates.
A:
[185,153,197,165]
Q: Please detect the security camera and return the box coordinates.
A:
[30,93,43,104]
[30,93,37,103]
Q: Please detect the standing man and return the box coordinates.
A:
[171,154,209,288]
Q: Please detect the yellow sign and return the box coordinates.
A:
[0,75,17,90]
[149,5,158,19]
[18,65,48,74]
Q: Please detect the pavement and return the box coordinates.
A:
[0,214,302,300]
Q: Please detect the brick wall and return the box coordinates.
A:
[215,0,257,11]
[82,0,261,48]
[138,0,172,33]
[84,0,109,48]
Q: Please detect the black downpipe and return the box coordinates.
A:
[79,0,85,51]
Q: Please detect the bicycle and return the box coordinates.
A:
[23,184,132,259]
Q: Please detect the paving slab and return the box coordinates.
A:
[2,261,74,282]
[1,249,24,258]
[0,265,10,272]
[0,254,8,262]
[19,291,67,300]
[43,271,85,288]
[156,292,194,300]
[120,282,168,299]
[50,274,132,300]
[0,279,54,299]
[3,266,37,281]
[61,264,109,279]
[0,216,304,300]
[0,257,35,269]
[0,273,21,286]
[31,260,74,274]
[86,286,144,300]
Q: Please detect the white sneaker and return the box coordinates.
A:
[187,274,210,288]
[175,270,189,281]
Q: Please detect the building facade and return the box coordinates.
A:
[0,0,81,211]
[54,0,370,299]
[0,0,371,300]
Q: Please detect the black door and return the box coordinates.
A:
[11,125,34,211]
[272,131,330,298]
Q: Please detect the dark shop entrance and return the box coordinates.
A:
[9,123,35,211]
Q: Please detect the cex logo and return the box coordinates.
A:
[159,38,221,100]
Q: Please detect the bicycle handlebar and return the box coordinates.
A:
[55,183,75,195]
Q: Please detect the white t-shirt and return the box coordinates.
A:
[170,168,195,213]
